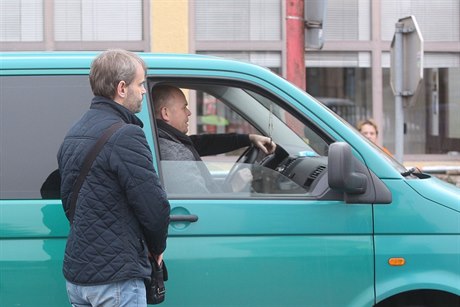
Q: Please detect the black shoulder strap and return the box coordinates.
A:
[68,121,124,224]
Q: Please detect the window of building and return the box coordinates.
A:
[195,0,282,41]
[381,0,460,41]
[323,0,371,41]
[382,52,460,154]
[0,0,147,51]
[0,0,43,42]
[305,52,373,127]
[54,0,142,41]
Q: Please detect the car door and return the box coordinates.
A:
[146,76,375,307]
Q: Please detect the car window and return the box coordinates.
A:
[149,80,333,199]
[0,76,92,199]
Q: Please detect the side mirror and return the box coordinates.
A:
[328,142,367,194]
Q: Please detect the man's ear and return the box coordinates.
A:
[116,81,127,100]
[160,106,170,121]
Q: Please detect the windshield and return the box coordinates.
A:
[223,87,330,157]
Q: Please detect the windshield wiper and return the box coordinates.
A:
[401,167,421,177]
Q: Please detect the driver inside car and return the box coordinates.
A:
[152,85,276,194]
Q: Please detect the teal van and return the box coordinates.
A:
[1,52,459,307]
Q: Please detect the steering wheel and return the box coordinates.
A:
[223,145,262,191]
[225,143,292,192]
[236,144,261,164]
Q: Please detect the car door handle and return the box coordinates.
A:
[170,214,199,223]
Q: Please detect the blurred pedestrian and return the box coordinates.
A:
[357,118,392,156]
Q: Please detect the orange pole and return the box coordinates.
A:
[286,0,306,91]
[285,0,306,136]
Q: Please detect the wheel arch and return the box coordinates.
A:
[375,289,459,307]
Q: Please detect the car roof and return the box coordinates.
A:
[0,51,271,75]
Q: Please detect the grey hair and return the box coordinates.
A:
[89,49,146,99]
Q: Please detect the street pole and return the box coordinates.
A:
[394,21,404,162]
[286,0,306,91]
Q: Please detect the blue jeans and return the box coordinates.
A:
[66,278,146,307]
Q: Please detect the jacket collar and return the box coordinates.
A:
[156,119,202,161]
[90,96,144,128]
[156,119,193,146]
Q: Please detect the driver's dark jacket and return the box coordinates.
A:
[156,120,251,193]
[58,97,170,285]
[156,120,251,159]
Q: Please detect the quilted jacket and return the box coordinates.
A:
[58,96,170,285]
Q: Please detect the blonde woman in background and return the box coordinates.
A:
[357,119,392,156]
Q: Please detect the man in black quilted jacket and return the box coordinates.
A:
[58,49,170,307]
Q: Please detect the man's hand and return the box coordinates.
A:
[152,253,164,267]
[249,134,276,155]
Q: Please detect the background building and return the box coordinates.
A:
[1,0,459,167]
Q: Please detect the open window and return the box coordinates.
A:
[148,79,336,199]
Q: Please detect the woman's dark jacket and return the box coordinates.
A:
[58,96,170,285]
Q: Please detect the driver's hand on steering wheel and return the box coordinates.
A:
[249,134,276,155]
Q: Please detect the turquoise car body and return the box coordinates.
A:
[0,52,459,306]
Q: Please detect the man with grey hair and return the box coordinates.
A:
[58,49,170,306]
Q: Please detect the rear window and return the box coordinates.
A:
[0,75,92,199]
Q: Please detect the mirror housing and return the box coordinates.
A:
[328,142,367,194]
